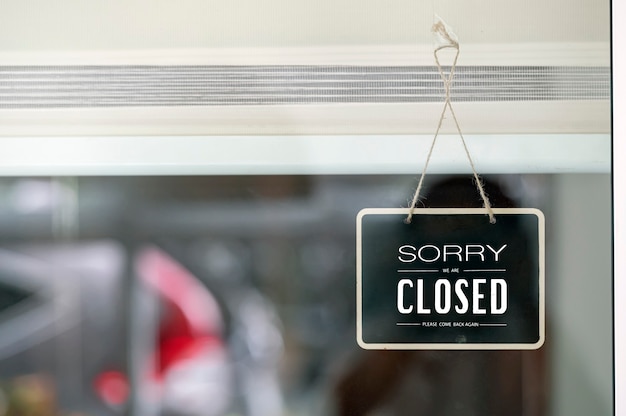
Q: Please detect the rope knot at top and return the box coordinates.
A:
[405,16,496,225]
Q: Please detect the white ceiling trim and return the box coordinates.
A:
[0,43,610,67]
[0,134,609,176]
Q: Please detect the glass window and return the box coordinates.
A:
[0,173,612,415]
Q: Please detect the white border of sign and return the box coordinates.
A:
[356,207,545,350]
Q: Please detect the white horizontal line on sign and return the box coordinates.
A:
[396,323,422,326]
[397,269,439,273]
[463,269,507,272]
[479,323,508,327]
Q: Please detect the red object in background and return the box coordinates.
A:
[157,335,222,381]
[94,371,129,406]
[94,247,225,406]
[137,248,225,381]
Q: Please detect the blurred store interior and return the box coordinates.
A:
[0,173,611,415]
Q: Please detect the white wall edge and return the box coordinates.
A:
[613,1,624,415]
[0,134,609,176]
[0,102,610,137]
[0,43,609,67]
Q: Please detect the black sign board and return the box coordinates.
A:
[356,208,545,350]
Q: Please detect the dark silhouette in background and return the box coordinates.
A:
[335,176,549,416]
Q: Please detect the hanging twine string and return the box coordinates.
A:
[405,17,496,225]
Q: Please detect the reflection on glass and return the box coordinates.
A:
[0,175,612,415]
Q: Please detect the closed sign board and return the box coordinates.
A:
[356,208,545,350]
